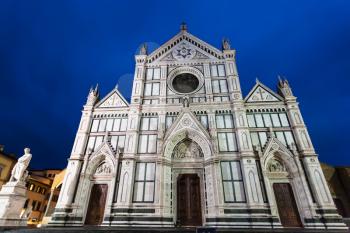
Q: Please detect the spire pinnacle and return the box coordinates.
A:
[180,22,187,32]
[222,38,231,50]
[278,75,283,83]
[139,43,148,55]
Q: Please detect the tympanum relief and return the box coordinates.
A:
[172,139,203,159]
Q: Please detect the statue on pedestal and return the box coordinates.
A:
[10,148,32,183]
[0,148,32,226]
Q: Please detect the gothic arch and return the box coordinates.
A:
[261,140,299,177]
[85,142,117,177]
[260,138,313,221]
[163,128,212,160]
[172,138,204,159]
[86,153,116,178]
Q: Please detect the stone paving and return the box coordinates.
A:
[1,227,349,233]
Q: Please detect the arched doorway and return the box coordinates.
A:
[83,159,114,225]
[266,158,302,228]
[162,125,213,227]
[171,138,204,226]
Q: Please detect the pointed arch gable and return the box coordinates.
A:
[163,128,212,160]
[86,142,117,175]
[164,109,210,142]
[261,136,298,175]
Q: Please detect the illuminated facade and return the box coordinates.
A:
[50,24,347,229]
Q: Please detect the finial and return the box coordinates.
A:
[268,127,274,137]
[24,148,30,154]
[104,131,109,142]
[115,83,119,89]
[278,75,283,83]
[184,130,189,139]
[255,77,260,83]
[222,38,231,50]
[180,22,187,32]
[88,86,93,95]
[94,83,99,93]
[139,43,147,55]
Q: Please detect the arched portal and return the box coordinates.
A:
[163,129,211,227]
[77,148,117,226]
[263,153,303,228]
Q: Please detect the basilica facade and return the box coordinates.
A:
[49,24,347,229]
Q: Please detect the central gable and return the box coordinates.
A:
[147,31,223,64]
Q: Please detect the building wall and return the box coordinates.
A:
[0,147,17,189]
[49,26,347,229]
[322,163,350,218]
[23,169,63,226]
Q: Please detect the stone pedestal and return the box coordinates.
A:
[0,181,28,226]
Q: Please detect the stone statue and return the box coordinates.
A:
[267,159,286,172]
[140,43,148,55]
[222,38,231,50]
[10,148,32,183]
[182,96,189,108]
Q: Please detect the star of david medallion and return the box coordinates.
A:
[172,43,196,60]
[182,118,191,126]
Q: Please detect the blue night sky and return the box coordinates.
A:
[0,1,349,169]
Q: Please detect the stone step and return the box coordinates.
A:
[1,227,349,233]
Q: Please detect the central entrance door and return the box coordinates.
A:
[85,184,108,225]
[273,183,302,228]
[177,174,202,226]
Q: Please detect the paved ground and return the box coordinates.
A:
[1,227,349,233]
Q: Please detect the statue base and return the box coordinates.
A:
[0,181,28,226]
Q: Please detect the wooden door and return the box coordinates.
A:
[273,183,302,228]
[177,174,202,226]
[85,184,108,225]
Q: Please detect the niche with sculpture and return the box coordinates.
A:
[94,162,112,176]
[267,158,286,173]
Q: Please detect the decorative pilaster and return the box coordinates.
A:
[203,63,213,102]
[50,87,98,225]
[131,48,147,105]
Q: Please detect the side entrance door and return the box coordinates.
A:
[85,184,108,225]
[177,174,202,226]
[273,183,302,227]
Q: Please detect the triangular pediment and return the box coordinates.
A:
[164,109,210,141]
[147,31,223,64]
[245,81,283,103]
[158,41,213,62]
[95,88,129,108]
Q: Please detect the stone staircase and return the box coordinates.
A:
[1,227,349,233]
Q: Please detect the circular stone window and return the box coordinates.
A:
[172,73,200,94]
